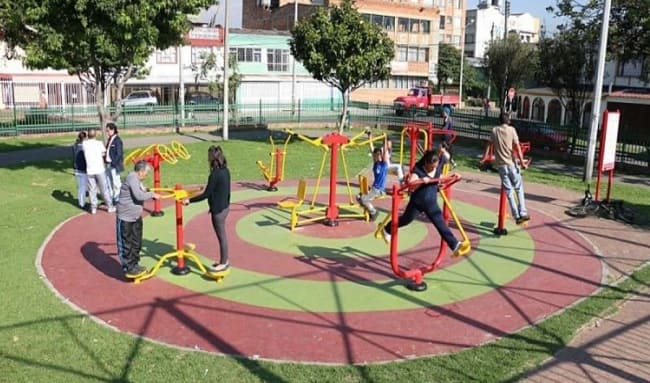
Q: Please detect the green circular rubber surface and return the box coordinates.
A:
[142,188,534,312]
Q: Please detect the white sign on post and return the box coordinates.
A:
[600,110,620,171]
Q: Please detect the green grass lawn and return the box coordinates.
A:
[0,132,649,382]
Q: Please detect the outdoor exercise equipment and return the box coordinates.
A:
[133,184,230,284]
[374,172,471,291]
[279,129,384,230]
[124,140,191,217]
[256,133,292,191]
[398,121,457,175]
[492,142,532,235]
[479,141,530,171]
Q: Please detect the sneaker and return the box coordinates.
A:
[369,211,378,222]
[107,206,116,213]
[452,240,471,258]
[125,264,147,278]
[208,262,230,273]
[382,227,391,243]
[91,207,97,215]
[516,215,530,225]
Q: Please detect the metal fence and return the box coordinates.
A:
[0,100,648,170]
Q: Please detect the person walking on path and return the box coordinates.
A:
[381,150,470,257]
[441,110,457,168]
[83,128,115,214]
[104,122,124,203]
[183,145,231,272]
[486,112,530,225]
[116,160,160,278]
[72,131,88,210]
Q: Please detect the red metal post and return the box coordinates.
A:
[152,152,162,215]
[321,132,349,226]
[496,185,508,234]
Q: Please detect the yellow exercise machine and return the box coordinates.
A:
[132,184,230,284]
[278,129,384,230]
[123,141,191,217]
[256,132,292,191]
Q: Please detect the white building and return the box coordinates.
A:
[464,0,540,59]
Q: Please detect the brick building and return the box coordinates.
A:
[242,0,467,104]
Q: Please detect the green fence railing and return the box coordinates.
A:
[0,100,648,169]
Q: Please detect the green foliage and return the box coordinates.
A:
[550,0,650,79]
[289,0,394,132]
[0,0,213,129]
[484,34,538,109]
[537,27,596,127]
[437,44,461,92]
[198,52,241,109]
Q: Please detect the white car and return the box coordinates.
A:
[120,91,158,109]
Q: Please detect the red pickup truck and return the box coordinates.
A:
[393,87,460,116]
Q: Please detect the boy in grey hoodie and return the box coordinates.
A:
[116,160,160,278]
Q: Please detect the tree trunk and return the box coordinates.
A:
[338,89,348,133]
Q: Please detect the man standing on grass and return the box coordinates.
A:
[83,128,115,214]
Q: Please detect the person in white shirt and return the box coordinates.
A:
[83,128,115,214]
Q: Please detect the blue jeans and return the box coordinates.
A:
[497,164,528,219]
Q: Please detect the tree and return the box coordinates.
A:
[437,44,461,93]
[537,27,597,153]
[197,52,241,119]
[0,0,212,135]
[550,0,650,79]
[484,34,538,111]
[289,0,394,132]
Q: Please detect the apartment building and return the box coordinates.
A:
[242,0,467,103]
[464,0,540,59]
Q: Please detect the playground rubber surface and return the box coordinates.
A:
[38,180,602,364]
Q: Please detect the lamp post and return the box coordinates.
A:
[291,0,298,115]
[459,19,474,107]
[222,0,229,140]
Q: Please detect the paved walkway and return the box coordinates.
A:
[3,129,650,380]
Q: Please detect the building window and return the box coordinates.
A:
[398,17,409,32]
[397,45,408,62]
[384,16,395,31]
[453,35,461,45]
[191,47,212,64]
[465,33,475,43]
[457,0,462,8]
[267,49,289,72]
[156,48,177,64]
[230,47,262,63]
[453,16,461,28]
[422,20,430,33]
[439,16,445,30]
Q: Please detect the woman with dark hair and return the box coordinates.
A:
[72,130,88,209]
[183,145,231,272]
[382,150,470,257]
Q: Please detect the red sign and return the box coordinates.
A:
[185,26,223,47]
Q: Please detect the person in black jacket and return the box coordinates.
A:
[72,131,88,209]
[105,122,124,203]
[381,150,469,257]
[183,145,231,272]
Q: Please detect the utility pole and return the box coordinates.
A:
[584,0,612,183]
[504,0,510,39]
[222,0,229,140]
[459,20,474,107]
[291,0,298,116]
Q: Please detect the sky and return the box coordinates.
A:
[504,0,566,32]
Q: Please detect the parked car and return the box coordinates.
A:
[184,91,219,105]
[119,91,158,111]
[512,120,568,152]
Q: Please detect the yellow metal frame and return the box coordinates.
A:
[124,141,192,165]
[397,126,435,169]
[256,134,292,183]
[132,187,228,284]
